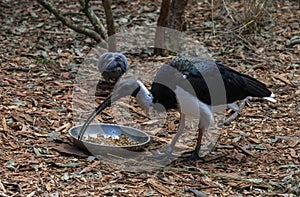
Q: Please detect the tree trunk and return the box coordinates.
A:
[102,0,116,51]
[168,0,188,31]
[154,0,188,56]
[154,0,171,55]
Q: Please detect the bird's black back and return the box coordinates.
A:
[150,56,272,108]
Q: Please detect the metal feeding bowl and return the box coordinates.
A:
[69,123,151,157]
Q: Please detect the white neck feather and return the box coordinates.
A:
[135,80,153,111]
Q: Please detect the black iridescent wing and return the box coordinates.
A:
[151,56,271,106]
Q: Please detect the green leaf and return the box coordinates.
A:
[56,162,79,168]
[12,98,27,106]
[33,147,42,157]
[87,156,95,162]
[47,131,61,142]
[204,21,214,28]
[6,160,15,170]
[33,147,54,157]
[61,172,69,181]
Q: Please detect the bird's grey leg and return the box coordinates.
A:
[224,96,252,125]
[195,126,204,154]
[145,113,185,160]
[166,113,186,154]
[227,103,239,111]
[180,124,206,162]
[182,122,205,162]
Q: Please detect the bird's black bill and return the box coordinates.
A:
[77,78,142,140]
[77,95,112,140]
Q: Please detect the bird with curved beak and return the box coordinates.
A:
[97,52,129,82]
[79,56,276,161]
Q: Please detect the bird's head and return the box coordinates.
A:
[97,52,128,73]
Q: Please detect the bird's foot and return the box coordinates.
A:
[178,146,205,162]
[144,145,179,162]
[224,97,252,125]
[179,151,205,162]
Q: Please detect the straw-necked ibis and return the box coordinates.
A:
[79,56,275,160]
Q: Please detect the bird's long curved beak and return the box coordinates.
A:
[77,78,140,140]
[77,95,113,140]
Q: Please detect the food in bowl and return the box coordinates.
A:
[84,133,138,146]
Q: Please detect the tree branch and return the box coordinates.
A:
[36,0,104,43]
[79,0,107,40]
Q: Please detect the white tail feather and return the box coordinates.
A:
[263,92,276,102]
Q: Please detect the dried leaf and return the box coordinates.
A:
[272,73,292,85]
[277,164,299,169]
[189,188,208,197]
[47,131,61,141]
[33,147,54,157]
[48,143,88,158]
[33,147,42,157]
[288,140,299,148]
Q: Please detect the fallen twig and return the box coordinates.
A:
[163,166,272,189]
[232,142,256,157]
[286,39,300,48]
[1,182,22,194]
[0,180,6,193]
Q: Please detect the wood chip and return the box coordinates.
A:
[232,142,256,157]
[2,117,8,131]
[55,122,72,132]
[147,178,175,195]
[288,140,299,148]
[290,149,297,158]
[248,137,261,144]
